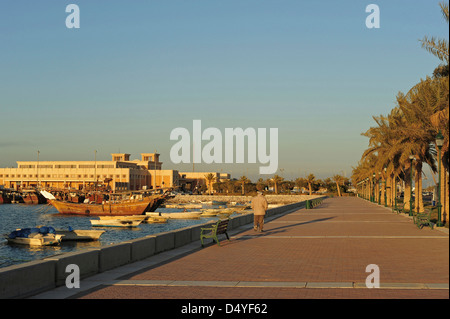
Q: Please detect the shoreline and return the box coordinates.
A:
[166,194,323,205]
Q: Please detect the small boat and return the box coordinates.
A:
[212,201,227,205]
[146,211,202,219]
[164,203,203,209]
[227,203,250,210]
[55,228,105,241]
[200,208,235,216]
[99,215,168,224]
[99,215,147,222]
[5,227,63,246]
[90,219,143,227]
[144,216,168,224]
[5,234,63,246]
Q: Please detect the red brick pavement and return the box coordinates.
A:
[76,197,449,299]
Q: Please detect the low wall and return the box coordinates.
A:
[0,198,317,299]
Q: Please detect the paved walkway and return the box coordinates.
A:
[33,197,449,299]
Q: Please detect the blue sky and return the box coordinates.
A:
[0,1,447,181]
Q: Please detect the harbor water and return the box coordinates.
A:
[0,203,221,269]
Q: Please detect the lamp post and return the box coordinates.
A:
[383,167,387,207]
[378,172,381,205]
[393,174,398,213]
[409,155,415,216]
[436,131,444,227]
[372,173,376,202]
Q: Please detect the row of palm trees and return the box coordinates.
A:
[352,2,449,223]
[203,173,350,196]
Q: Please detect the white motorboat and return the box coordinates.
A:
[146,211,202,219]
[90,219,142,227]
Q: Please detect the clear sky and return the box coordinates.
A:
[0,0,447,182]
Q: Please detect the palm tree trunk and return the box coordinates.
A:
[392,174,397,208]
[308,183,312,196]
[335,182,341,197]
[415,162,424,213]
[404,169,411,211]
[441,159,448,223]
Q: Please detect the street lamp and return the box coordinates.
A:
[372,173,376,202]
[409,155,416,216]
[378,171,382,205]
[383,167,387,207]
[436,131,444,227]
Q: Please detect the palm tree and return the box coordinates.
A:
[224,179,235,194]
[238,176,251,195]
[204,173,216,195]
[306,174,316,195]
[295,177,306,194]
[256,178,266,192]
[354,2,449,216]
[333,175,345,197]
[271,175,284,194]
[420,2,449,72]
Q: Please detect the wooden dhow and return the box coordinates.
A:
[40,190,168,216]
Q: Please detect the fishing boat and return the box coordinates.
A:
[201,208,235,216]
[146,211,202,219]
[5,234,63,246]
[145,216,168,223]
[40,190,168,216]
[164,203,203,209]
[5,227,63,246]
[55,228,105,241]
[212,200,227,205]
[99,215,148,222]
[90,219,143,227]
[21,189,47,205]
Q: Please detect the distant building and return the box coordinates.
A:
[0,152,229,192]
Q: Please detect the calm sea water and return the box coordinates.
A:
[0,203,220,269]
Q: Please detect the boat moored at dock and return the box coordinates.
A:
[40,190,169,216]
[4,226,63,246]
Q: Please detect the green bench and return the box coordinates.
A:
[392,202,405,214]
[306,198,323,209]
[200,218,230,247]
[413,209,434,230]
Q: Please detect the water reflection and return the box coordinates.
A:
[0,203,223,268]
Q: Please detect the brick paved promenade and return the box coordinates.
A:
[34,197,449,300]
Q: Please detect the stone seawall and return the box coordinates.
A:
[167,194,322,204]
[0,196,323,299]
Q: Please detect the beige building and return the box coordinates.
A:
[0,152,228,193]
[179,172,230,191]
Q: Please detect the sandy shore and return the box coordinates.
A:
[165,194,323,205]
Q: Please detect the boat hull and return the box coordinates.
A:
[90,219,142,227]
[48,196,161,216]
[56,229,105,241]
[146,212,202,219]
[5,234,63,246]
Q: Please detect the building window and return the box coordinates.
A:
[19,165,35,168]
[79,165,95,168]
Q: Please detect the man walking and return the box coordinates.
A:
[251,191,268,232]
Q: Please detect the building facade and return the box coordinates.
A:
[0,152,228,193]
